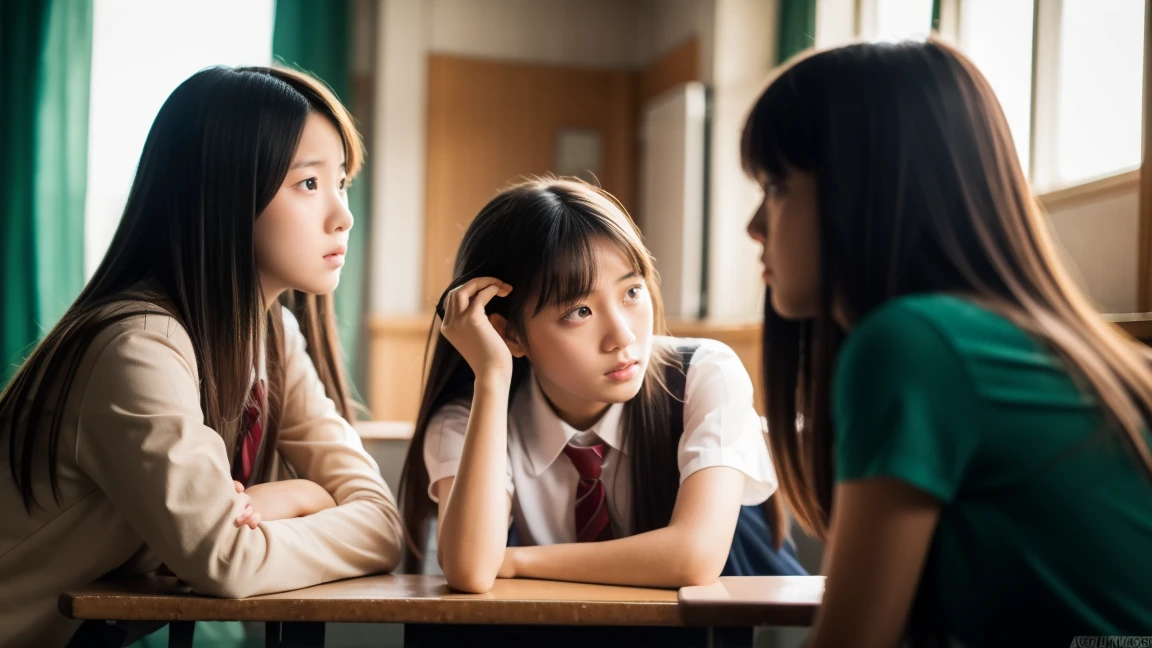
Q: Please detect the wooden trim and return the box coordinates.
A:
[1037,170,1141,211]
[366,315,767,421]
[366,314,434,421]
[666,319,760,342]
[367,314,433,334]
[1103,312,1152,341]
[1139,0,1152,310]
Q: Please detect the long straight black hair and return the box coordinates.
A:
[398,177,788,565]
[744,38,1152,644]
[1,66,362,511]
[743,37,1152,541]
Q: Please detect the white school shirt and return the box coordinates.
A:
[422,337,777,546]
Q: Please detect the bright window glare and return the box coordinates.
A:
[873,0,934,42]
[959,0,1035,176]
[85,0,275,277]
[1054,0,1144,187]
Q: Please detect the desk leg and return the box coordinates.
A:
[168,622,195,648]
[707,626,753,648]
[266,622,325,648]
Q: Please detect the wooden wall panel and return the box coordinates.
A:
[367,315,435,421]
[639,37,700,106]
[667,320,763,415]
[423,55,639,310]
[373,43,705,420]
[367,317,764,421]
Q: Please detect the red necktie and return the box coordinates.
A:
[233,380,265,484]
[562,443,613,542]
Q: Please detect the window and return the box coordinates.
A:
[871,0,934,42]
[958,0,1035,175]
[85,0,275,277]
[1050,0,1144,187]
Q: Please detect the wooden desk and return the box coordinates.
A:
[62,574,821,647]
[679,576,824,627]
[61,574,679,626]
[61,574,749,647]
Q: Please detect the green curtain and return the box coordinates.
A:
[932,0,942,31]
[1,0,91,384]
[777,0,818,63]
[273,0,371,397]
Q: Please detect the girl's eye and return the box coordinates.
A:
[625,285,645,302]
[299,178,318,191]
[563,306,592,322]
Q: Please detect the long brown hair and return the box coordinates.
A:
[1,66,362,511]
[397,178,786,566]
[742,39,1152,541]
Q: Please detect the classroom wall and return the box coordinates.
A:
[634,0,717,85]
[366,0,1142,419]
[1042,173,1141,313]
[427,0,645,68]
[370,0,428,316]
[706,0,778,320]
[368,0,728,318]
[421,54,638,310]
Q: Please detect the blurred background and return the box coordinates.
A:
[3,0,1146,646]
[4,0,1145,418]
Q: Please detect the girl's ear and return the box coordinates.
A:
[489,314,526,358]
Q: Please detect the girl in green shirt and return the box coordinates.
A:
[742,39,1152,647]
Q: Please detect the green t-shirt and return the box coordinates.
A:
[834,294,1152,647]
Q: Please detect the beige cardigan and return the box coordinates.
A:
[0,302,404,647]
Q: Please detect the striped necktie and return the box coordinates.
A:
[562,442,614,542]
[232,380,265,485]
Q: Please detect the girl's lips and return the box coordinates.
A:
[605,361,640,382]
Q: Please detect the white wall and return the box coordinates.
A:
[815,0,858,49]
[1045,187,1140,313]
[427,0,644,68]
[635,0,717,82]
[706,0,778,319]
[370,0,430,314]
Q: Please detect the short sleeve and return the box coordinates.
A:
[833,301,982,502]
[677,339,779,505]
[422,397,515,502]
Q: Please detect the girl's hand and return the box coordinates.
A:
[232,480,337,528]
[233,480,260,529]
[440,277,514,379]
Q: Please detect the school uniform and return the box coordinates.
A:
[834,294,1152,646]
[0,297,404,648]
[423,337,778,548]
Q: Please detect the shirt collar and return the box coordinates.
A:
[523,371,627,476]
